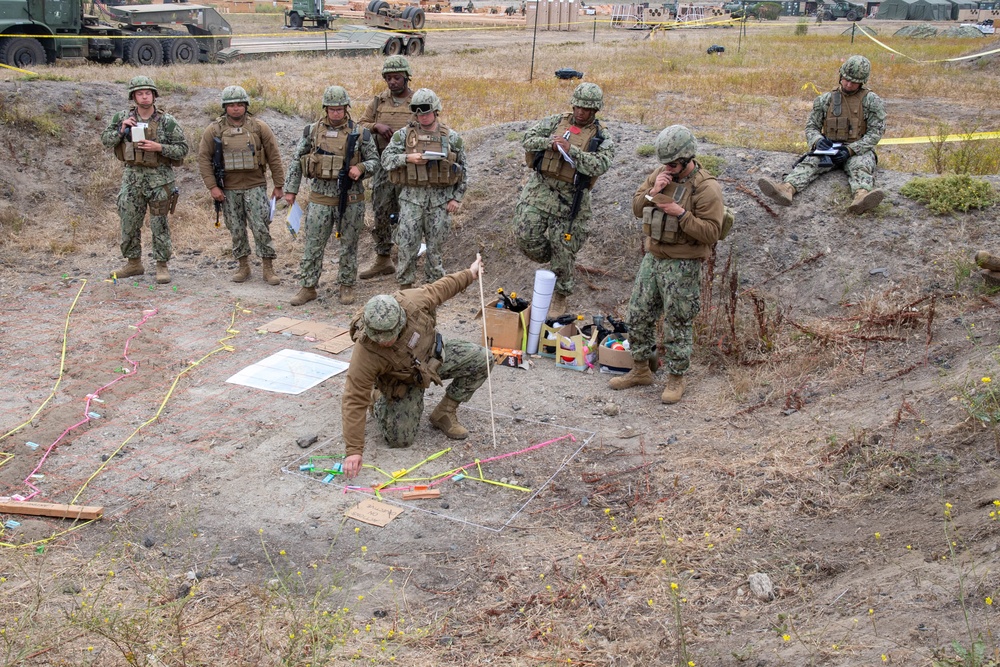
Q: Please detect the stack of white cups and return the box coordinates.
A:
[526,269,557,355]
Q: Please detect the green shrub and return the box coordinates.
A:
[698,154,725,176]
[794,17,808,35]
[636,143,656,157]
[900,174,998,214]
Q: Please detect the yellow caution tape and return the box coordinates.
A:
[859,28,1000,63]
[0,62,38,75]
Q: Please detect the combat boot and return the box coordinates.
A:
[847,188,884,214]
[429,396,469,440]
[112,257,144,279]
[976,251,1000,272]
[155,262,171,285]
[608,364,653,390]
[339,284,354,305]
[758,178,795,206]
[359,254,395,280]
[548,293,568,319]
[290,286,317,306]
[661,374,686,404]
[261,258,281,286]
[231,256,250,283]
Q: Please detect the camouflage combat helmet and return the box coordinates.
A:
[840,55,871,85]
[221,85,250,108]
[363,295,407,344]
[382,55,413,78]
[570,82,603,111]
[322,85,351,107]
[410,88,441,113]
[655,125,697,164]
[127,75,158,99]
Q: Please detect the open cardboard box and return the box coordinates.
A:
[539,323,593,371]
[479,298,529,369]
[598,333,634,374]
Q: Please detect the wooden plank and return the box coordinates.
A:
[401,489,441,500]
[0,500,103,520]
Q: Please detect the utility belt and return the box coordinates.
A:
[309,191,364,208]
[148,186,180,216]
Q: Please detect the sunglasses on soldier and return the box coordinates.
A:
[665,160,685,169]
[410,103,433,114]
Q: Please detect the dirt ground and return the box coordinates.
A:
[1,61,1000,666]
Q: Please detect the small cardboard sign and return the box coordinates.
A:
[344,499,403,527]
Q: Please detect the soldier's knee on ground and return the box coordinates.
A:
[384,432,417,449]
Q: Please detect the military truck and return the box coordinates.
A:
[0,0,232,68]
[284,0,340,29]
[365,0,427,32]
[819,0,866,20]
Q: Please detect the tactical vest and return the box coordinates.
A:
[387,122,462,188]
[526,114,602,187]
[349,291,442,398]
[302,119,362,181]
[113,109,183,168]
[823,89,869,143]
[372,92,415,153]
[218,116,264,173]
[642,165,717,246]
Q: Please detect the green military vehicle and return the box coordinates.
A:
[285,0,340,29]
[0,0,232,68]
[819,0,866,20]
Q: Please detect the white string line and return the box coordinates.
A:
[475,255,499,449]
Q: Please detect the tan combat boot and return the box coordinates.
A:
[359,254,395,280]
[847,188,884,214]
[429,396,469,440]
[661,374,686,404]
[548,293,568,319]
[290,286,317,306]
[339,284,354,305]
[261,258,281,286]
[155,261,171,284]
[231,256,250,283]
[758,178,795,206]
[112,257,144,279]
[608,364,654,390]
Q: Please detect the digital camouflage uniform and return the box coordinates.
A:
[341,271,491,455]
[197,114,285,261]
[101,107,188,263]
[357,88,415,257]
[627,161,724,375]
[285,117,379,287]
[381,120,467,286]
[514,113,615,297]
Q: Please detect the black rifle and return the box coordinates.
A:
[336,124,360,237]
[211,136,225,228]
[564,122,605,241]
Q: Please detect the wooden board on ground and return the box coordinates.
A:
[402,488,441,500]
[0,500,103,520]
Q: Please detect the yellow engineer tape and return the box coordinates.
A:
[0,62,38,75]
[879,131,1000,146]
[859,28,1000,63]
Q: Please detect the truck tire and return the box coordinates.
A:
[384,38,403,55]
[371,0,389,14]
[0,37,46,69]
[163,37,198,64]
[289,11,304,27]
[367,0,381,10]
[406,37,423,55]
[410,8,426,29]
[846,10,859,19]
[124,38,164,66]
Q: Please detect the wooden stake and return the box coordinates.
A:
[0,500,103,521]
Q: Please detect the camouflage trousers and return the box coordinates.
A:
[394,198,450,286]
[513,200,589,297]
[625,254,703,376]
[785,152,878,195]
[116,180,173,262]
[222,185,276,260]
[299,201,365,288]
[370,167,402,257]
[372,339,492,449]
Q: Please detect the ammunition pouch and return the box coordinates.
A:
[642,207,685,245]
[149,189,174,216]
[115,141,181,168]
[388,153,462,187]
[168,187,179,214]
[303,151,344,181]
[719,206,734,241]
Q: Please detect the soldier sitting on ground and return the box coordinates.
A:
[340,256,492,479]
[758,55,887,215]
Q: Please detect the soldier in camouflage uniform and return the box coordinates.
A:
[284,86,379,306]
[609,126,725,404]
[197,86,285,286]
[514,82,615,318]
[340,257,492,478]
[381,88,467,289]
[758,55,887,215]
[357,56,416,281]
[101,76,188,284]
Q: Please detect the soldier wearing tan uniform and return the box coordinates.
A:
[197,86,285,285]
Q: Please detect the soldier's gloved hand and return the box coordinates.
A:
[814,137,834,152]
[832,147,850,167]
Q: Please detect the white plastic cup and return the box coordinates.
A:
[526,269,557,354]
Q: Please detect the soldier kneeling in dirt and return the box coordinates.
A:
[340,256,492,479]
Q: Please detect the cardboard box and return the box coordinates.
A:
[491,348,525,369]
[598,334,634,374]
[539,323,592,371]
[481,299,528,352]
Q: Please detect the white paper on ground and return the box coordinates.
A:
[226,349,349,395]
